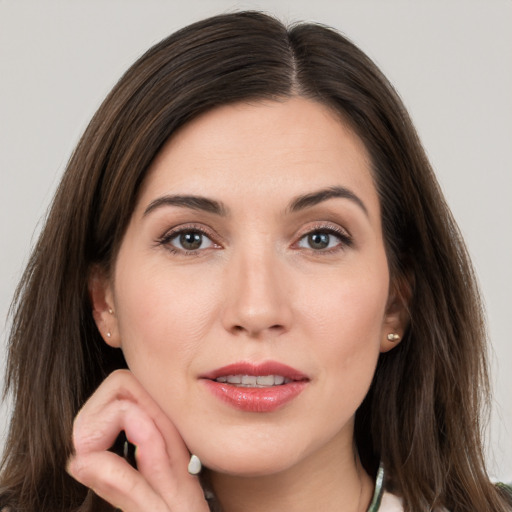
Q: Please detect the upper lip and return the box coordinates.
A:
[200,361,309,381]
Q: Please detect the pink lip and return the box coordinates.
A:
[200,361,309,413]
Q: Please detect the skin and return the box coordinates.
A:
[71,97,407,512]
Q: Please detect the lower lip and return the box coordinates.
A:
[202,380,307,412]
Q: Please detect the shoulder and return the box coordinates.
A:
[379,491,449,512]
[379,491,403,511]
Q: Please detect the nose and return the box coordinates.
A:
[221,247,292,339]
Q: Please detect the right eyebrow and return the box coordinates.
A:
[143,194,229,217]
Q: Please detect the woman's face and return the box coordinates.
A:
[93,97,404,476]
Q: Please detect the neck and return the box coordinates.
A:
[208,432,374,512]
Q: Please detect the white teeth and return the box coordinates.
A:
[215,375,290,387]
[256,375,275,386]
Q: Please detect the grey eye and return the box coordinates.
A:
[309,232,329,249]
[298,231,341,250]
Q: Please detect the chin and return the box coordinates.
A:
[204,453,297,477]
[189,432,313,477]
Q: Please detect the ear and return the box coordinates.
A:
[88,266,121,348]
[380,273,412,353]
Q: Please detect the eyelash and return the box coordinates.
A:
[156,223,353,256]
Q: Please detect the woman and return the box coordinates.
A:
[0,11,510,512]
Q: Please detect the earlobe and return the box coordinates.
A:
[88,267,121,348]
[380,329,404,353]
[380,274,412,353]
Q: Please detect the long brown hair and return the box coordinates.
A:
[1,11,510,512]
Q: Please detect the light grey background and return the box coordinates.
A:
[1,0,511,481]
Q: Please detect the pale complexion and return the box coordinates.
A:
[72,97,407,512]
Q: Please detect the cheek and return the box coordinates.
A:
[300,264,389,348]
[113,259,221,375]
[298,259,389,392]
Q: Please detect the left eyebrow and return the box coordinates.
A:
[143,194,229,217]
[287,186,369,216]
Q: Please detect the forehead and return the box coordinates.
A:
[137,97,378,217]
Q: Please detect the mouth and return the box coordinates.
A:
[214,374,292,387]
[200,362,309,412]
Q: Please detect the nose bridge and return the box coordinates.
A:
[222,238,290,337]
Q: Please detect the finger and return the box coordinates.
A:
[75,370,191,467]
[72,398,167,484]
[68,450,168,512]
[72,372,208,510]
[101,386,206,508]
[73,393,159,455]
[135,434,206,510]
[103,399,203,505]
[72,398,189,510]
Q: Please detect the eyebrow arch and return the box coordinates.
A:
[288,186,368,216]
[143,195,228,217]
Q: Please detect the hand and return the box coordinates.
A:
[67,370,210,512]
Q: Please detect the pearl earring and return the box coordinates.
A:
[387,333,400,342]
[188,454,202,475]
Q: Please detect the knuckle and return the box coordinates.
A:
[108,369,133,387]
[72,427,103,454]
[66,453,88,483]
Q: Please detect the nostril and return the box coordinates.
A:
[230,323,285,336]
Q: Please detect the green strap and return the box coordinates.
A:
[368,471,512,510]
[367,463,385,512]
[496,481,512,500]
